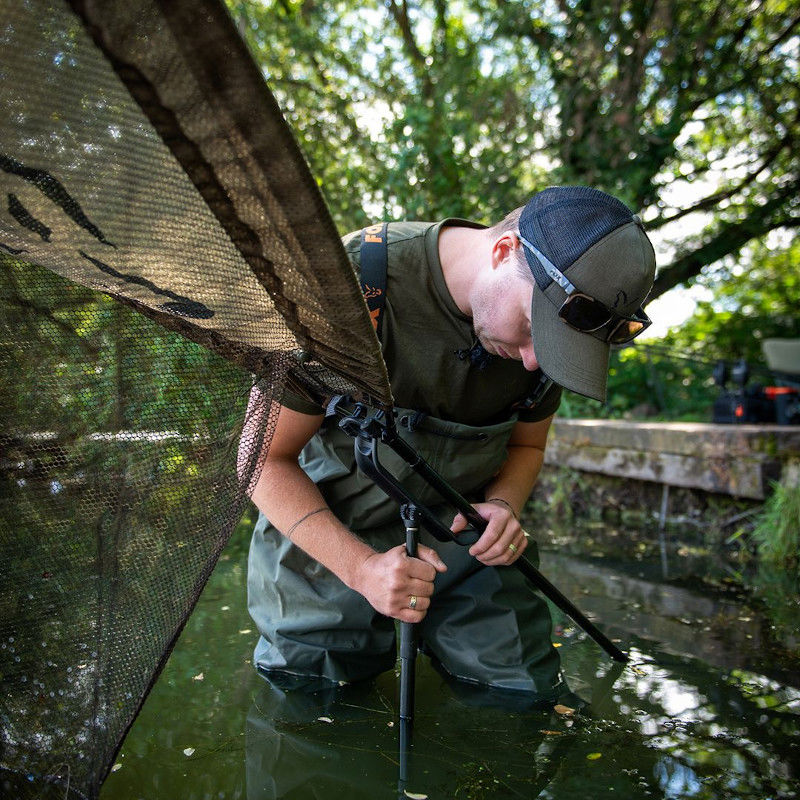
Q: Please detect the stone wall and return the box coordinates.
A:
[542,420,800,500]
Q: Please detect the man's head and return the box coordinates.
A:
[487,186,656,402]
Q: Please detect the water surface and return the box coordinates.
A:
[101,515,800,799]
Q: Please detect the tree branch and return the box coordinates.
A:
[649,132,795,228]
[648,179,800,301]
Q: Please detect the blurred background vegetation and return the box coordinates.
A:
[227,0,799,421]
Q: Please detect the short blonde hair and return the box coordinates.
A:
[487,205,524,236]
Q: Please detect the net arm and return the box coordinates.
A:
[337,402,629,664]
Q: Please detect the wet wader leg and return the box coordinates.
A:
[247,514,396,684]
[417,530,564,697]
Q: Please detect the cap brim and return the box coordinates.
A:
[531,288,610,402]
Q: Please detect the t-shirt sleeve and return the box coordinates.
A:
[279,385,326,416]
[516,382,562,423]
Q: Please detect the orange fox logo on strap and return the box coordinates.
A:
[359,223,388,336]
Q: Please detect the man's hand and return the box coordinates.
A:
[352,544,447,623]
[450,501,529,566]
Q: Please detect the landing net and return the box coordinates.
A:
[0,1,390,797]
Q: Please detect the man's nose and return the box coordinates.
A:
[519,341,539,372]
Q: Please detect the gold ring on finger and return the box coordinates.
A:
[508,542,518,554]
[409,595,417,609]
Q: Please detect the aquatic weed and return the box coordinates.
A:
[752,482,800,570]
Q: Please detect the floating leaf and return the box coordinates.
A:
[239,629,252,635]
[403,792,428,799]
[552,642,562,648]
[554,704,575,715]
[541,730,563,736]
[317,716,333,723]
[183,748,195,757]
[111,763,122,772]
[192,672,204,681]
[587,752,602,760]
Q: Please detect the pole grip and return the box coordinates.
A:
[399,504,419,720]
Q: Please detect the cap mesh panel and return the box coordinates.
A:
[524,187,634,275]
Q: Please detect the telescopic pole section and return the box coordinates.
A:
[398,503,419,792]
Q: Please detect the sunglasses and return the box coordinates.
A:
[518,233,651,345]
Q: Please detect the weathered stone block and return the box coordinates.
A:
[544,420,800,499]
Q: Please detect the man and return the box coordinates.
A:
[246,186,656,698]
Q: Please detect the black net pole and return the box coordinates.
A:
[397,504,419,793]
[345,406,629,664]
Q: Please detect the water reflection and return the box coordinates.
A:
[245,669,587,800]
[245,676,398,799]
[100,521,800,800]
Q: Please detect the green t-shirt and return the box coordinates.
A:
[283,220,561,425]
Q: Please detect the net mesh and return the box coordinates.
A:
[1,1,390,797]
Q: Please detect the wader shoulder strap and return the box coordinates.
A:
[359,223,388,337]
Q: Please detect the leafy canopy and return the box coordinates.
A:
[229,0,798,302]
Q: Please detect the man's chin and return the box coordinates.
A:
[476,335,495,355]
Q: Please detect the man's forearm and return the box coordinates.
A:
[482,443,545,517]
[250,457,375,590]
[250,454,447,621]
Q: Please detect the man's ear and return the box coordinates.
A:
[490,232,521,271]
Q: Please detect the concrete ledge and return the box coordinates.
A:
[544,420,800,499]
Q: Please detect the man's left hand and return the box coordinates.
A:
[450,501,529,566]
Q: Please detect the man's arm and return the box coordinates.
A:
[243,388,446,622]
[450,414,554,565]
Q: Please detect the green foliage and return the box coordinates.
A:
[557,343,718,421]
[752,482,800,570]
[229,0,798,297]
[661,237,800,368]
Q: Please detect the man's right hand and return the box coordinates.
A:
[353,544,447,623]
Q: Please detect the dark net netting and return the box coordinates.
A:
[1,1,390,797]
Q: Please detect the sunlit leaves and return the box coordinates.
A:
[227,0,798,302]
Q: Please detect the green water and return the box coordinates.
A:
[100,516,800,799]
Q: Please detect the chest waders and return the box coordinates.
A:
[248,403,556,688]
[247,227,625,691]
